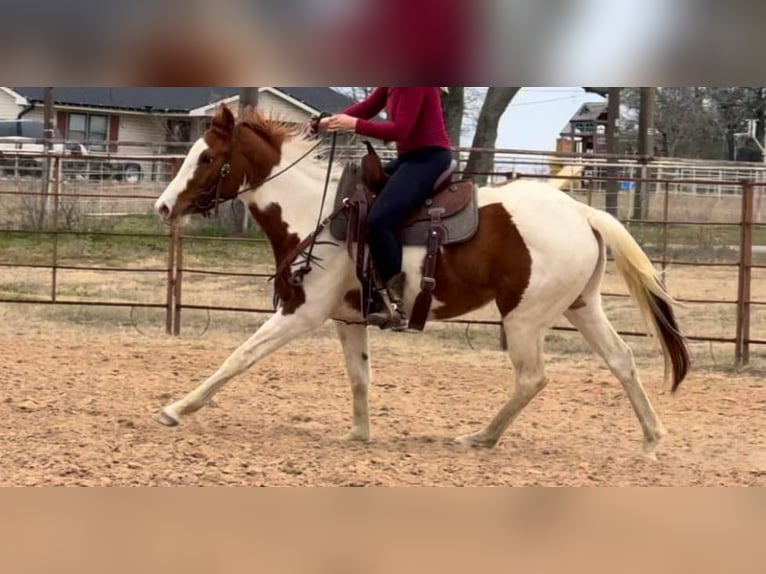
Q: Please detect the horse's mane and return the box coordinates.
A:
[238,108,305,151]
[234,106,347,184]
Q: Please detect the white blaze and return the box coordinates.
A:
[154,138,208,216]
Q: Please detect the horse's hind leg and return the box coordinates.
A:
[456,321,548,448]
[154,311,322,427]
[564,299,666,458]
[335,322,371,441]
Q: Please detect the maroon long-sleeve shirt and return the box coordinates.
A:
[342,87,452,154]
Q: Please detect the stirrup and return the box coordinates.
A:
[367,306,407,331]
[367,289,407,331]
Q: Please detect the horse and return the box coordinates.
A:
[153,104,690,458]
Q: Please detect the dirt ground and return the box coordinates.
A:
[0,312,763,487]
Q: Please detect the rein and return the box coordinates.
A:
[272,131,340,288]
[196,113,349,304]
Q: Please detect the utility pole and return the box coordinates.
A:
[605,87,621,218]
[38,87,54,229]
[238,87,258,117]
[634,87,655,221]
[238,88,259,232]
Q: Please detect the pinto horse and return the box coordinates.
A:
[153,105,689,457]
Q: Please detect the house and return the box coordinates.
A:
[557,102,609,155]
[0,87,370,180]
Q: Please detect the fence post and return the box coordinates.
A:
[165,227,177,335]
[735,181,754,366]
[661,180,670,272]
[173,231,184,336]
[50,157,62,303]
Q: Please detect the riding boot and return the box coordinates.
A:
[367,272,407,330]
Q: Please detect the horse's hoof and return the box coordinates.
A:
[641,428,667,461]
[153,410,180,428]
[343,430,371,443]
[455,433,497,449]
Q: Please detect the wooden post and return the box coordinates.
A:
[735,181,754,366]
[238,87,258,117]
[239,87,258,233]
[173,231,184,336]
[661,181,670,273]
[38,87,54,229]
[51,157,62,303]
[605,88,621,218]
[165,226,178,335]
[634,87,655,221]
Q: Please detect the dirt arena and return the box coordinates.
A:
[1,308,763,487]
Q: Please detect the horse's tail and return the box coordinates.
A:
[580,205,690,392]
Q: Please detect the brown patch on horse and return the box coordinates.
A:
[569,295,587,310]
[248,204,305,315]
[175,106,296,217]
[431,203,532,320]
[344,289,363,312]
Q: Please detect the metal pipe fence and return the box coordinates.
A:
[0,150,763,367]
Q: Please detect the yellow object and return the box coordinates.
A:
[550,164,584,190]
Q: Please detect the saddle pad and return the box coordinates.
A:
[329,162,479,247]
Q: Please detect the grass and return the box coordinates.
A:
[0,214,274,269]
[0,280,46,298]
[2,217,761,269]
[627,222,766,247]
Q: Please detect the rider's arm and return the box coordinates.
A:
[342,87,389,119]
[353,88,425,142]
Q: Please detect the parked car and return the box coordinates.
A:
[0,119,142,182]
[70,151,144,184]
[0,119,81,177]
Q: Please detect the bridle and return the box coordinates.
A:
[193,157,234,217]
[192,112,343,294]
[193,114,329,218]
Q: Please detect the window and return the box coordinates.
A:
[0,122,18,137]
[88,115,108,151]
[67,113,109,151]
[165,119,192,153]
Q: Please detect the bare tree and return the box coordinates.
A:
[463,87,520,186]
[622,88,725,159]
[709,87,766,160]
[336,87,520,186]
[441,87,464,151]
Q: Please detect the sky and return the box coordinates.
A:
[495,87,605,152]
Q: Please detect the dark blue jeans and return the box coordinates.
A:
[368,146,453,284]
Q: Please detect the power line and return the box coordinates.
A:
[522,88,586,93]
[509,95,585,107]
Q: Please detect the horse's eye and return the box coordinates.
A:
[200,154,214,165]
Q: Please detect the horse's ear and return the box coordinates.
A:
[212,104,236,136]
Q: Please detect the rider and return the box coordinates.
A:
[321,87,453,329]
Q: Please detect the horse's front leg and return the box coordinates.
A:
[154,308,325,427]
[335,322,371,441]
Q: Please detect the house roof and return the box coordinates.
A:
[570,102,608,123]
[274,87,357,115]
[11,87,356,114]
[559,102,609,137]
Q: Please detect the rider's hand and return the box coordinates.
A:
[318,117,332,132]
[326,114,358,133]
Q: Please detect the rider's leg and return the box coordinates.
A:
[366,147,453,329]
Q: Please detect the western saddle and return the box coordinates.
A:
[330,143,479,331]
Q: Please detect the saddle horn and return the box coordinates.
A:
[361,140,388,193]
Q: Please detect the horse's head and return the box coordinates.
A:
[154,104,287,224]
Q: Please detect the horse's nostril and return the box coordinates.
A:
[158,204,170,218]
